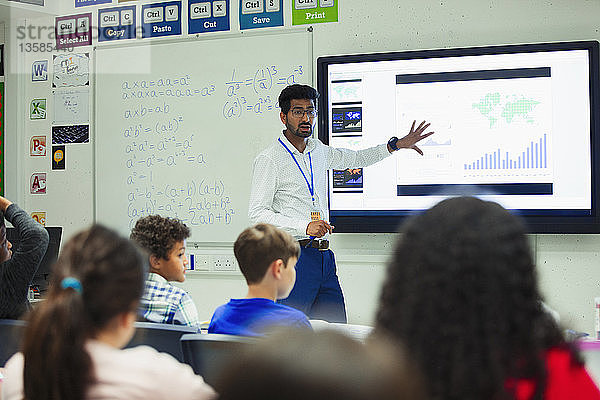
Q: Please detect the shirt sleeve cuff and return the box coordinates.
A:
[380,143,392,156]
[4,203,20,221]
[296,219,312,238]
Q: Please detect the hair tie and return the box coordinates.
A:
[60,277,82,294]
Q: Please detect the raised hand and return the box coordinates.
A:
[396,120,435,155]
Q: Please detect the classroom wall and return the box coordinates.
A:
[5,0,600,333]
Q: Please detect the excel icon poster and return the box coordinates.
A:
[30,98,47,120]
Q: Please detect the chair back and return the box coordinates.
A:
[125,322,198,362]
[0,319,27,366]
[180,333,257,386]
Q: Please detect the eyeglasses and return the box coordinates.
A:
[290,108,318,118]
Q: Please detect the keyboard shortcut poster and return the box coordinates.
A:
[98,5,137,41]
[292,0,337,25]
[239,0,283,30]
[141,1,182,38]
[189,0,230,34]
[55,13,92,49]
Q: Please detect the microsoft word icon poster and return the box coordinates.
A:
[32,60,48,82]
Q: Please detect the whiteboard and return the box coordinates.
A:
[95,31,312,242]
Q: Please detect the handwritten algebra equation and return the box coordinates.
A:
[123,117,184,138]
[124,136,206,170]
[126,180,235,229]
[121,75,217,101]
[121,117,206,167]
[222,65,305,119]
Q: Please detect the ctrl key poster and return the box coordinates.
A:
[55,13,92,50]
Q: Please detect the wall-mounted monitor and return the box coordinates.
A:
[317,41,600,233]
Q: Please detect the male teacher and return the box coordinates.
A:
[248,84,434,323]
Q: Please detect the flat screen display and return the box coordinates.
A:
[317,41,600,233]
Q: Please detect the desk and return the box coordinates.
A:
[309,320,373,342]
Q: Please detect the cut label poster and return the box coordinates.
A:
[188,0,230,34]
[53,53,90,87]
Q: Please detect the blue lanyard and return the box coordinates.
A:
[278,138,315,203]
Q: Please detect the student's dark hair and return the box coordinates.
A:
[0,209,5,229]
[22,224,147,400]
[234,224,300,284]
[130,214,190,260]
[216,329,428,400]
[375,196,577,400]
[278,84,319,114]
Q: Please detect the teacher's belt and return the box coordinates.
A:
[298,239,330,251]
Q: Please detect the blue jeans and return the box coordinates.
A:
[278,247,347,323]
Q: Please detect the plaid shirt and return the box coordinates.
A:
[139,273,201,329]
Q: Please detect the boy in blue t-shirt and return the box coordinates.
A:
[209,224,312,337]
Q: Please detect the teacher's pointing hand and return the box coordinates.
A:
[396,120,435,156]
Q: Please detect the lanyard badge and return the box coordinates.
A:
[279,138,320,219]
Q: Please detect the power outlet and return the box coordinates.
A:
[187,254,210,272]
[212,255,237,272]
[194,255,210,271]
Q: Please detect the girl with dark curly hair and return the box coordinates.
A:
[375,196,600,400]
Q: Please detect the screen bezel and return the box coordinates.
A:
[317,41,600,234]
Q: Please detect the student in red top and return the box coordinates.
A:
[375,196,600,400]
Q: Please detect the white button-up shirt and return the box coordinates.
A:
[249,133,390,239]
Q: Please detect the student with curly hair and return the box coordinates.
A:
[375,196,600,400]
[130,215,200,328]
[1,225,214,400]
